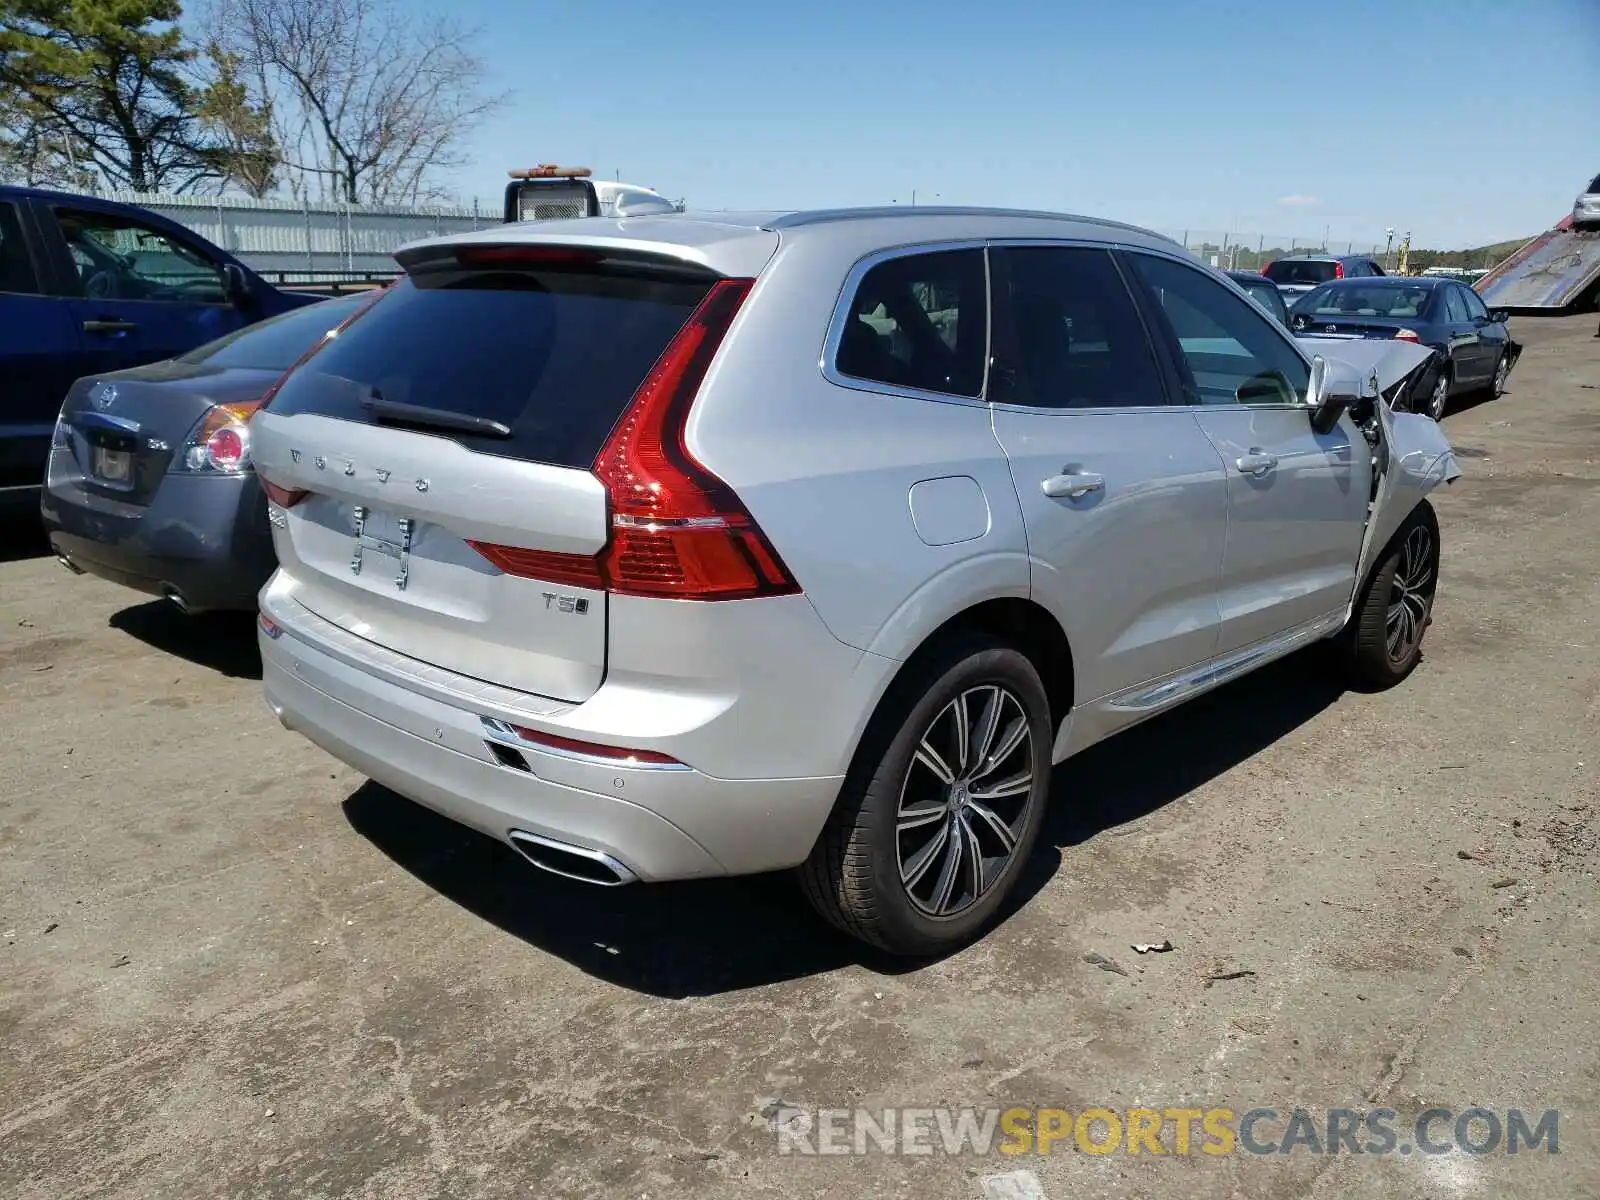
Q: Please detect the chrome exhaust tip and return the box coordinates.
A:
[56,554,84,576]
[507,830,637,886]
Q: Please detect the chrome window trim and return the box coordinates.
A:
[819,239,992,409]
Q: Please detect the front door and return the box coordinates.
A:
[50,205,244,374]
[986,245,1229,708]
[1124,251,1372,656]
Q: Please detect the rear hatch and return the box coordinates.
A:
[1263,259,1337,298]
[250,242,752,704]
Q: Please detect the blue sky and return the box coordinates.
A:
[433,0,1599,248]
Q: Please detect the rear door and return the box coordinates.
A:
[251,248,737,703]
[987,244,1228,703]
[1440,284,1487,383]
[46,203,246,373]
[1126,251,1371,656]
[0,199,84,490]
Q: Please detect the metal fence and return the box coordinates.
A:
[1157,230,1392,272]
[99,191,502,280]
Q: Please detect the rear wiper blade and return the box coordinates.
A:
[363,397,511,439]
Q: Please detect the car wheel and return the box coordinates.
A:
[799,633,1052,956]
[1424,368,1451,421]
[1340,502,1440,689]
[1489,353,1509,398]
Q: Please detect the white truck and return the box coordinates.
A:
[501,165,678,223]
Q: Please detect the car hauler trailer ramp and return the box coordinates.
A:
[1475,215,1600,312]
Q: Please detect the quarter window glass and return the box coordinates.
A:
[1130,253,1310,406]
[54,208,226,303]
[993,246,1166,408]
[0,202,40,294]
[834,249,986,397]
[1444,287,1472,323]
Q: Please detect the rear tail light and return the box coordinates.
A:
[262,481,308,507]
[1393,328,1421,343]
[178,401,262,473]
[469,277,802,602]
[1334,262,1345,279]
[1261,262,1274,277]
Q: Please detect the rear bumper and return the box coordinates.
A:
[40,471,275,611]
[259,592,850,882]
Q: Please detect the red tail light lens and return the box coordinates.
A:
[507,723,681,766]
[1334,261,1345,279]
[1261,262,1274,277]
[263,481,308,507]
[1393,328,1422,343]
[470,276,801,602]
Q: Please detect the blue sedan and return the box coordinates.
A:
[1289,277,1520,419]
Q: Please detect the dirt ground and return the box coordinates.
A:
[2,315,1597,1200]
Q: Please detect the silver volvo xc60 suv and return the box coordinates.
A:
[251,208,1459,955]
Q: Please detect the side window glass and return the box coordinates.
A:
[1443,287,1472,324]
[1461,287,1490,322]
[1128,253,1310,406]
[834,249,986,397]
[53,208,226,304]
[0,202,40,295]
[992,246,1167,409]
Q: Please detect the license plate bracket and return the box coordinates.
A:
[350,505,414,590]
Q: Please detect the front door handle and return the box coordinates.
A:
[1235,449,1278,477]
[1041,470,1105,500]
[82,319,138,334]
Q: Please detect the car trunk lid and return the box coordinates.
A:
[251,242,757,703]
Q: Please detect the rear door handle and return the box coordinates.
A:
[1235,449,1278,477]
[1041,470,1105,500]
[82,319,138,334]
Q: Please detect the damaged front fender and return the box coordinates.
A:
[1353,399,1462,607]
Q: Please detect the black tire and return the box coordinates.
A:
[1340,501,1440,689]
[1424,364,1452,421]
[1487,351,1510,398]
[799,632,1053,956]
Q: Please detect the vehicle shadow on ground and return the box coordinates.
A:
[344,647,1347,997]
[342,784,891,998]
[109,600,263,679]
[0,506,50,563]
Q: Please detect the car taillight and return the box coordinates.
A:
[505,723,681,766]
[1394,328,1421,343]
[179,401,261,473]
[1334,262,1345,279]
[469,277,802,602]
[1261,262,1274,277]
[262,481,308,507]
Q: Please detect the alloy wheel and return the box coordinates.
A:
[1386,524,1436,664]
[1492,356,1509,397]
[895,685,1035,917]
[1427,373,1449,421]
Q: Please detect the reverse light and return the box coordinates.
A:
[1393,328,1422,343]
[469,277,803,602]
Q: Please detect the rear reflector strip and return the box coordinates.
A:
[480,717,688,770]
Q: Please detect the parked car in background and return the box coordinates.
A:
[0,186,323,500]
[250,207,1459,955]
[1226,268,1290,325]
[1289,276,1519,419]
[42,293,369,613]
[1573,172,1600,230]
[1262,254,1386,307]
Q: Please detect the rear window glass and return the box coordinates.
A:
[1299,282,1434,319]
[1263,259,1337,285]
[1236,279,1288,320]
[834,249,987,397]
[262,263,712,469]
[181,295,365,370]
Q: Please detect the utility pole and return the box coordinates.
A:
[1384,228,1395,271]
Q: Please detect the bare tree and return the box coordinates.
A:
[206,0,499,205]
